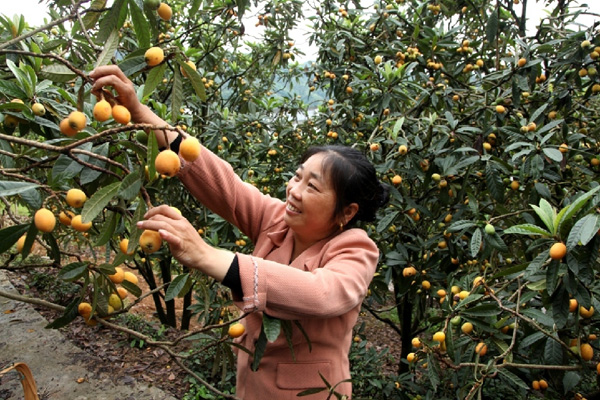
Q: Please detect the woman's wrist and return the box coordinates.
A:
[194,245,235,282]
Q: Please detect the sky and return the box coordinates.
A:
[2,0,599,63]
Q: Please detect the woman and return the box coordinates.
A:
[90,65,390,399]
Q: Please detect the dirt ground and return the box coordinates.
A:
[1,266,402,399]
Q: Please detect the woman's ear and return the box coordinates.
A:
[342,203,359,224]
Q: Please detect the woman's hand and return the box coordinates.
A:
[89,65,144,119]
[136,205,234,282]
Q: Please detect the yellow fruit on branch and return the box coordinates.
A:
[179,136,202,162]
[228,323,245,338]
[145,46,165,66]
[402,266,417,277]
[32,102,46,116]
[433,331,446,343]
[117,287,128,300]
[374,55,383,65]
[495,105,506,114]
[517,58,527,67]
[66,188,87,208]
[119,238,135,255]
[93,99,112,121]
[109,266,125,284]
[406,352,416,362]
[580,305,595,319]
[549,242,567,260]
[580,343,594,361]
[123,271,139,285]
[155,149,181,177]
[139,229,162,253]
[475,342,488,356]
[391,174,402,185]
[180,60,197,78]
[71,215,92,232]
[112,104,131,124]
[16,235,26,253]
[68,110,87,132]
[461,322,474,334]
[34,208,56,233]
[157,2,172,20]
[59,118,78,137]
[58,210,75,226]
[78,302,92,317]
[108,293,123,311]
[411,337,422,348]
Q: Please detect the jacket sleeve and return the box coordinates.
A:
[234,230,379,320]
[177,145,283,242]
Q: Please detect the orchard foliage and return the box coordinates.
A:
[0,0,599,399]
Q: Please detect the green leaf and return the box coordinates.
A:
[544,335,563,365]
[171,67,183,124]
[462,303,498,317]
[251,326,268,371]
[82,0,108,29]
[147,132,159,182]
[567,214,599,249]
[58,262,89,282]
[531,200,556,233]
[263,314,281,343]
[0,181,39,197]
[504,223,552,236]
[448,220,477,232]
[127,201,147,255]
[143,62,167,99]
[118,170,142,201]
[165,273,191,302]
[426,353,441,390]
[485,8,499,43]
[95,211,120,247]
[530,103,549,123]
[497,368,530,391]
[455,294,483,310]
[39,64,77,83]
[45,297,80,329]
[542,148,563,163]
[97,0,126,43]
[121,279,142,297]
[80,143,109,185]
[557,186,600,235]
[470,228,482,257]
[520,331,545,348]
[563,371,581,393]
[179,59,207,102]
[94,29,120,68]
[376,211,399,232]
[80,181,121,223]
[129,0,150,49]
[0,224,29,253]
[485,161,504,203]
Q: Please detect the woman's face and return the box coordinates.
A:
[284,153,339,244]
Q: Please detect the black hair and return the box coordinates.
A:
[300,145,390,227]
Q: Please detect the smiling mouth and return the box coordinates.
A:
[286,203,301,213]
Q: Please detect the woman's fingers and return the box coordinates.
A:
[89,65,130,83]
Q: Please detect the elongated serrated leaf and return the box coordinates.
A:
[251,327,268,371]
[263,314,281,343]
[143,63,167,98]
[118,170,142,201]
[497,368,530,390]
[530,103,549,124]
[531,201,556,233]
[281,320,296,362]
[486,8,499,43]
[97,0,126,43]
[426,353,441,390]
[376,211,399,232]
[462,303,498,317]
[82,0,107,29]
[470,228,482,257]
[563,371,581,393]
[165,274,191,302]
[179,59,207,102]
[546,262,559,296]
[95,211,120,246]
[127,201,147,255]
[39,64,77,83]
[80,143,109,185]
[504,223,552,236]
[544,335,563,365]
[0,181,39,197]
[121,279,142,297]
[58,262,89,282]
[45,297,80,329]
[485,162,504,203]
[147,134,158,182]
[455,294,483,310]
[520,331,545,349]
[80,181,121,223]
[171,66,183,123]
[94,29,120,68]
[543,148,563,163]
[0,224,29,253]
[557,186,600,234]
[567,214,599,249]
[97,263,116,275]
[448,220,477,232]
[129,0,150,49]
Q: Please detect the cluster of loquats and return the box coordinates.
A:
[154,136,201,177]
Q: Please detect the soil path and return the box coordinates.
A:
[0,269,177,400]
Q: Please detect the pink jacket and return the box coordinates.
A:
[179,146,379,399]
